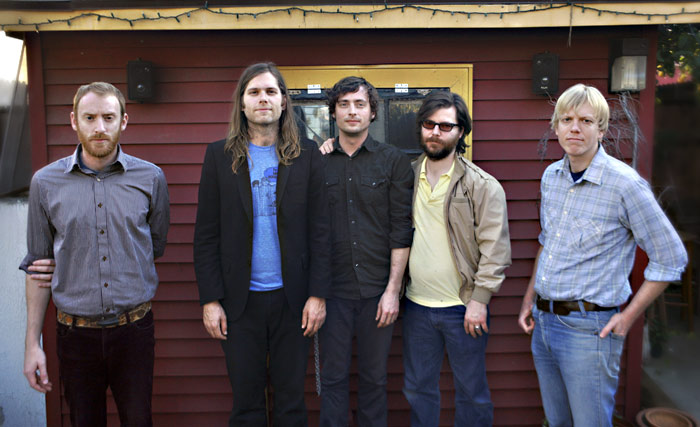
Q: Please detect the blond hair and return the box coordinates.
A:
[551,83,609,133]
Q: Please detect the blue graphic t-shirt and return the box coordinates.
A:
[248,143,283,291]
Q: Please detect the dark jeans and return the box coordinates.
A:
[402,300,493,427]
[220,289,310,427]
[57,310,155,427]
[319,296,394,427]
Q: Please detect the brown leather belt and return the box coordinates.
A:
[536,297,615,316]
[57,301,151,328]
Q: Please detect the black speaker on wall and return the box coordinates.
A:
[127,60,154,101]
[532,52,559,95]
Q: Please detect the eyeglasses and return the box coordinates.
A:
[421,120,460,132]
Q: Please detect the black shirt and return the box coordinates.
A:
[323,136,414,299]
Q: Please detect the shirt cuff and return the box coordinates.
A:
[18,253,42,274]
[644,261,685,283]
[470,286,493,305]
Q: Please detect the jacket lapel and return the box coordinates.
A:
[236,161,254,223]
[276,162,290,207]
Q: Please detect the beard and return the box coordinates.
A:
[420,136,457,160]
[77,127,119,159]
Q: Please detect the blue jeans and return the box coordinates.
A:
[402,300,493,427]
[531,305,625,427]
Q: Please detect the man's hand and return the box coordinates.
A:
[600,311,632,339]
[202,301,227,340]
[518,298,535,335]
[24,345,52,393]
[318,138,334,155]
[302,296,326,337]
[376,290,400,328]
[27,259,55,288]
[464,300,488,338]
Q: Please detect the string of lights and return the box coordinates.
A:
[2,2,699,31]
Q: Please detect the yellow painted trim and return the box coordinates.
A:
[281,64,473,160]
[1,3,699,32]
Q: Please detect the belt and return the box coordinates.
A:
[536,297,615,316]
[57,301,151,328]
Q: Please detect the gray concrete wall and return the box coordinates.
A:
[0,198,45,427]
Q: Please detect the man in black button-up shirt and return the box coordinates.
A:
[319,77,413,427]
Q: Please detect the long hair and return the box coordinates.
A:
[225,62,300,173]
[416,90,472,155]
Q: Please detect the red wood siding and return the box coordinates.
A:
[31,26,656,426]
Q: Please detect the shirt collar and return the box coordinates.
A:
[419,155,456,179]
[556,144,606,185]
[332,134,378,154]
[66,144,127,174]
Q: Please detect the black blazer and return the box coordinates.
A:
[193,139,331,321]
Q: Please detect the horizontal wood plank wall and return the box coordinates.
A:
[38,26,651,426]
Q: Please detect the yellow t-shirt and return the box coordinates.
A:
[406,158,463,307]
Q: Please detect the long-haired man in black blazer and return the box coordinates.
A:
[194,62,331,426]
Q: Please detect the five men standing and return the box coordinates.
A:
[403,90,511,426]
[519,84,687,426]
[194,63,331,426]
[20,71,686,427]
[319,77,413,426]
[22,82,170,426]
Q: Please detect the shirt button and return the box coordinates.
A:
[349,199,353,203]
[98,203,103,208]
[569,189,574,193]
[355,263,359,268]
[105,308,111,313]
[563,211,567,215]
[102,256,107,261]
[348,177,352,181]
[99,229,105,235]
[104,282,108,288]
[548,255,552,259]
[353,242,357,246]
[97,178,101,182]
[351,220,356,224]
[556,233,560,237]
[542,277,547,281]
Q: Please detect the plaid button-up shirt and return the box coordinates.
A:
[535,146,687,307]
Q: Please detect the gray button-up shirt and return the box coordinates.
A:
[20,145,170,317]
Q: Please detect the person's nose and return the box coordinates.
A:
[570,119,581,132]
[431,125,441,136]
[94,118,106,133]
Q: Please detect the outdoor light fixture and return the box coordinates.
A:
[609,38,648,93]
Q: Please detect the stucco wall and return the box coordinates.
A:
[0,197,45,427]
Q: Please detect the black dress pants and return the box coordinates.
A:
[221,288,311,427]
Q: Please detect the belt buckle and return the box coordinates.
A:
[96,316,120,327]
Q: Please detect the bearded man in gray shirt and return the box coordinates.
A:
[20,82,170,427]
